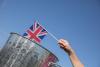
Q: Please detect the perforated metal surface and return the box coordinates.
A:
[0,33,59,67]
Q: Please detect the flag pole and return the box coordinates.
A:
[36,20,58,41]
[47,31,58,41]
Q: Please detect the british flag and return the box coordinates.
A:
[23,21,48,44]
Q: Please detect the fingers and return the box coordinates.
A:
[58,39,71,49]
[58,39,74,55]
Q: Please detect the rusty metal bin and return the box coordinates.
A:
[0,32,59,67]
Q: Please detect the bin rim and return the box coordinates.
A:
[10,32,59,62]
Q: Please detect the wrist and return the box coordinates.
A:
[64,47,74,55]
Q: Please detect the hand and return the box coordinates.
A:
[58,39,84,67]
[58,39,73,55]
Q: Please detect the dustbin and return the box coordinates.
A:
[0,32,59,67]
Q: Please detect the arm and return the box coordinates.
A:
[58,39,84,67]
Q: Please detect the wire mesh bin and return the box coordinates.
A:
[0,32,60,67]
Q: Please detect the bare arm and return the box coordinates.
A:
[58,39,84,67]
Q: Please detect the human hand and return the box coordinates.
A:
[58,39,73,55]
[58,39,84,67]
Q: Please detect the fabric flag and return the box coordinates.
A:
[23,21,48,44]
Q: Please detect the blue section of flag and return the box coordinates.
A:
[23,33,28,36]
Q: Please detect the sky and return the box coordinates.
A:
[0,0,100,67]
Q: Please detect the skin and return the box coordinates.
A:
[58,39,84,67]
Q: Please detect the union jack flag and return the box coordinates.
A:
[23,21,48,44]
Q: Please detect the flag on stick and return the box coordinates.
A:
[23,21,48,44]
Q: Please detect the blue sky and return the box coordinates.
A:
[0,0,100,67]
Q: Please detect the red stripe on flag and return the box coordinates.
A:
[27,26,43,43]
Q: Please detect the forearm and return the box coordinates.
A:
[67,49,84,67]
[58,39,84,67]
